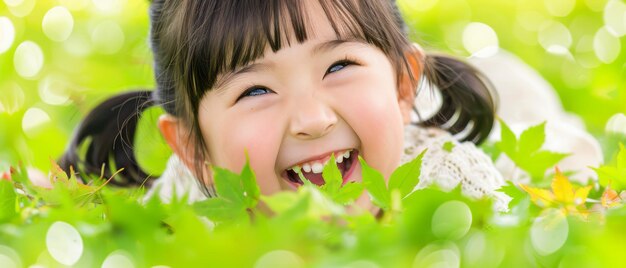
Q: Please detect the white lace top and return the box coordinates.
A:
[145,124,512,212]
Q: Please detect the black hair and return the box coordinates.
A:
[59,0,495,191]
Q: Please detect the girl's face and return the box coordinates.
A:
[194,3,411,202]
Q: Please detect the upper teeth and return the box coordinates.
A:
[288,149,353,174]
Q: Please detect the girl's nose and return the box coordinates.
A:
[289,96,337,139]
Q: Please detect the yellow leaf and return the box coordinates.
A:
[551,167,574,203]
[573,185,592,206]
[520,184,555,207]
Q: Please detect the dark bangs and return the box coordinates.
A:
[164,0,415,113]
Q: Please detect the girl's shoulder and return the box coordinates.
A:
[402,124,511,212]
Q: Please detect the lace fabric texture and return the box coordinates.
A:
[402,125,511,212]
[148,124,511,211]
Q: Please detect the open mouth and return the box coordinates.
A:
[281,149,358,187]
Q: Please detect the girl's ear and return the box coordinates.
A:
[158,114,206,176]
[398,44,424,124]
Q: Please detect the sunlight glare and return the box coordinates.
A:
[102,250,135,268]
[593,27,621,64]
[0,17,15,54]
[603,0,626,37]
[0,82,25,115]
[42,6,74,42]
[91,20,125,54]
[254,250,304,268]
[39,75,71,106]
[7,0,35,17]
[538,21,572,52]
[463,22,499,58]
[46,221,83,266]
[530,209,569,256]
[545,0,575,17]
[14,41,44,79]
[22,107,51,138]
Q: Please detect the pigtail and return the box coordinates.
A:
[58,90,156,186]
[418,54,497,144]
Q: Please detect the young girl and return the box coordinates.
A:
[60,0,510,211]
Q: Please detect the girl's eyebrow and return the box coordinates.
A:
[214,38,365,94]
[311,38,365,55]
[214,61,273,93]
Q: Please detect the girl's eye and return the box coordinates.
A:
[236,86,272,102]
[324,59,357,78]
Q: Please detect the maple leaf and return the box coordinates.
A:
[520,167,592,218]
[601,181,623,208]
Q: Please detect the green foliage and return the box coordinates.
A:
[496,120,569,182]
[1,142,626,267]
[594,143,626,190]
[388,149,426,199]
[359,157,391,211]
[0,180,17,222]
[193,160,260,225]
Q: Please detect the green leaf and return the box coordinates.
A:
[617,143,626,177]
[212,167,246,207]
[0,180,17,222]
[498,181,527,209]
[442,141,455,152]
[321,154,342,195]
[496,120,569,183]
[518,122,546,156]
[193,197,248,223]
[522,151,569,181]
[388,149,425,198]
[496,119,517,157]
[333,181,364,205]
[594,143,626,190]
[359,157,390,210]
[261,191,300,214]
[240,155,260,208]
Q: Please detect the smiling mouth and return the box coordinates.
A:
[281,149,358,186]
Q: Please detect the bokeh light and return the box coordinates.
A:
[605,113,626,135]
[22,107,51,138]
[538,21,572,52]
[6,0,35,17]
[38,75,71,106]
[530,210,569,256]
[593,27,622,64]
[0,17,15,54]
[254,250,304,268]
[0,245,22,268]
[64,32,93,56]
[42,6,74,42]
[91,20,125,54]
[399,0,439,12]
[0,82,25,115]
[46,221,84,266]
[603,0,626,37]
[462,22,499,57]
[102,250,135,268]
[431,201,472,240]
[13,41,44,79]
[545,0,576,17]
[413,242,461,268]
[92,0,124,14]
[60,0,90,11]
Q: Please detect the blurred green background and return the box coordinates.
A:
[1,0,625,175]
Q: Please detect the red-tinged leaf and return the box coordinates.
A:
[0,171,10,181]
[601,182,622,208]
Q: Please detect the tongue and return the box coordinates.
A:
[303,172,325,186]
